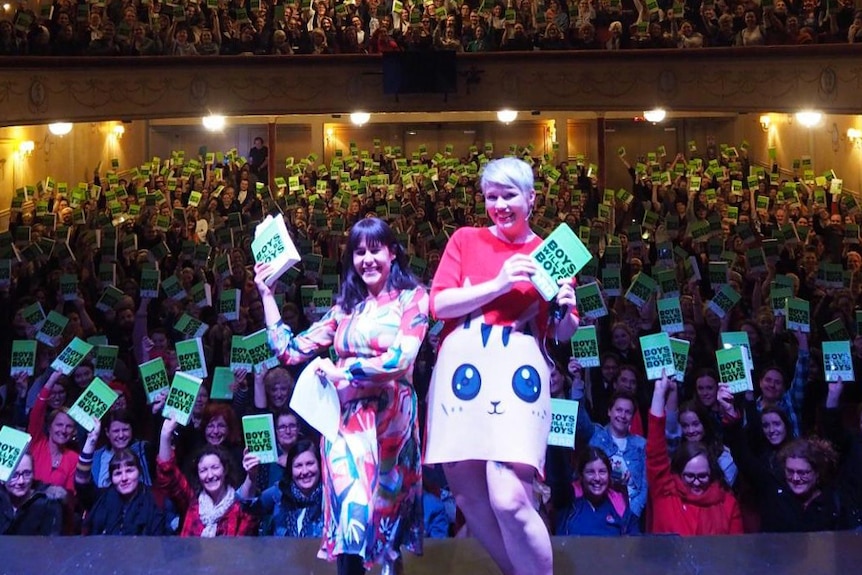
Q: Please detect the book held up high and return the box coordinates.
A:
[528,224,593,301]
[162,371,203,426]
[252,214,301,287]
[0,426,32,483]
[242,413,278,464]
[67,377,119,432]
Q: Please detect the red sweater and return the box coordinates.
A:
[647,413,743,536]
[156,457,257,537]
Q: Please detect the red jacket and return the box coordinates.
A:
[156,457,257,537]
[647,414,743,536]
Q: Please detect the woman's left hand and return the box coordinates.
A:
[316,358,348,384]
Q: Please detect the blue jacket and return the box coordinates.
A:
[575,402,648,518]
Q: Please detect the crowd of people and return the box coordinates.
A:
[2,128,862,564]
[2,0,861,57]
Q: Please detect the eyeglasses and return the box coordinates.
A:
[785,467,814,480]
[681,471,711,483]
[9,470,34,481]
[277,424,299,432]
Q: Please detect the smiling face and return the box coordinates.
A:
[759,368,786,403]
[352,238,393,297]
[276,414,300,449]
[205,415,228,446]
[681,454,712,495]
[108,420,133,450]
[292,450,321,494]
[762,412,788,446]
[111,461,141,497]
[607,397,634,438]
[784,456,817,497]
[197,454,226,498]
[483,182,534,242]
[49,412,75,447]
[679,410,705,443]
[582,459,610,500]
[6,454,34,500]
[695,375,718,408]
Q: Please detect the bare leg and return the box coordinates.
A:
[444,460,516,575]
[486,462,553,575]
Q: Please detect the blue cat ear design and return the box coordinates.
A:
[512,365,541,403]
[501,326,512,347]
[463,315,472,330]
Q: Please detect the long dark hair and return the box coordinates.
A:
[337,217,418,313]
[279,439,321,497]
[678,401,725,460]
[671,441,729,491]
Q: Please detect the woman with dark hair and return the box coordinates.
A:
[667,400,737,486]
[254,217,429,575]
[77,419,166,535]
[556,447,640,536]
[648,373,743,535]
[156,417,257,537]
[196,402,244,474]
[90,409,154,488]
[240,439,324,537]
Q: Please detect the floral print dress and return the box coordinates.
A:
[267,286,429,568]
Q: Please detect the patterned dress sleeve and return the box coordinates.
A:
[344,287,430,385]
[267,307,341,365]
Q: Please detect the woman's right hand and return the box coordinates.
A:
[242,449,261,476]
[160,416,179,438]
[494,253,536,293]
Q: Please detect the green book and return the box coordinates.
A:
[161,275,187,301]
[312,289,333,316]
[0,426,32,483]
[716,347,752,394]
[87,335,108,347]
[548,398,579,448]
[575,282,607,320]
[655,268,678,297]
[604,245,622,268]
[138,357,170,404]
[213,253,232,280]
[189,282,212,309]
[67,376,118,432]
[60,274,78,302]
[602,268,621,297]
[669,337,690,376]
[707,285,741,319]
[823,341,854,382]
[570,326,600,368]
[11,340,37,377]
[162,372,203,426]
[175,338,207,378]
[140,268,160,299]
[36,311,69,347]
[251,214,301,287]
[657,297,684,334]
[769,285,793,316]
[94,345,119,379]
[230,335,252,372]
[625,273,657,308]
[784,298,810,333]
[98,263,117,286]
[174,313,208,339]
[219,289,241,322]
[242,413,278,464]
[211,366,235,401]
[708,261,728,287]
[824,318,851,341]
[529,224,593,301]
[51,337,94,375]
[96,285,126,313]
[640,332,675,380]
[243,329,280,374]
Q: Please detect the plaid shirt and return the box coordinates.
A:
[755,349,809,438]
[156,457,257,537]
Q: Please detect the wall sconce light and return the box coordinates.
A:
[18,140,35,157]
[48,122,73,136]
[350,112,370,127]
[112,124,125,139]
[759,115,771,132]
[497,109,518,124]
[202,114,226,131]
[848,128,862,149]
[643,108,666,123]
[795,110,822,128]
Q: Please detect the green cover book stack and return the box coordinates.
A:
[139,357,170,403]
[67,377,119,431]
[242,414,278,464]
[528,224,593,301]
[162,372,203,426]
